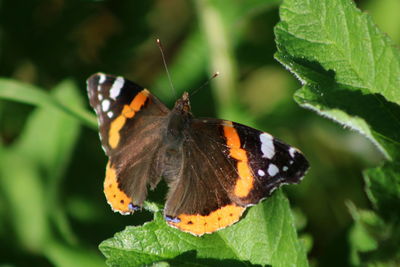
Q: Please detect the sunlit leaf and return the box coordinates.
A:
[275,0,400,265]
[100,190,307,267]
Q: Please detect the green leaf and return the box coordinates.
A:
[0,148,49,252]
[100,190,307,267]
[364,163,400,220]
[276,0,400,104]
[13,80,85,244]
[43,239,107,267]
[347,202,381,265]
[0,81,81,251]
[0,78,97,129]
[15,80,82,176]
[292,71,400,160]
[275,0,400,265]
[275,0,400,160]
[360,162,400,265]
[0,79,104,266]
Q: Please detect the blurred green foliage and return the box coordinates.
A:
[0,0,399,266]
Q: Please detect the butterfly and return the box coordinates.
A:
[87,73,309,236]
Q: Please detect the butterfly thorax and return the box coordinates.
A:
[166,92,193,142]
[162,92,193,182]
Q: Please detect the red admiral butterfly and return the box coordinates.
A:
[87,73,309,236]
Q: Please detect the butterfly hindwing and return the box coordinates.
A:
[164,119,309,235]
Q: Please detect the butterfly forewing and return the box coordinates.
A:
[229,121,309,204]
[87,73,169,154]
[87,73,170,214]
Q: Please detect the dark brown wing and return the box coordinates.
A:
[228,121,309,205]
[164,118,309,235]
[87,73,170,214]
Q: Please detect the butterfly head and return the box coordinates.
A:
[173,92,191,114]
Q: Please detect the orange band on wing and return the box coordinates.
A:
[104,161,132,214]
[168,204,245,235]
[130,89,149,111]
[223,121,254,198]
[109,116,126,148]
[108,89,149,148]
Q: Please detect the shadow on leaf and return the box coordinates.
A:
[159,250,265,267]
[284,55,400,159]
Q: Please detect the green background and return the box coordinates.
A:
[0,0,399,266]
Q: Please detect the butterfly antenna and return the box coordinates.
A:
[190,72,219,97]
[156,38,176,97]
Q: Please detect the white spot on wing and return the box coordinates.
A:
[267,164,279,176]
[107,111,113,118]
[109,77,124,100]
[260,133,275,159]
[98,94,103,101]
[283,166,288,171]
[289,147,296,158]
[258,169,265,176]
[102,99,110,112]
[99,74,106,84]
